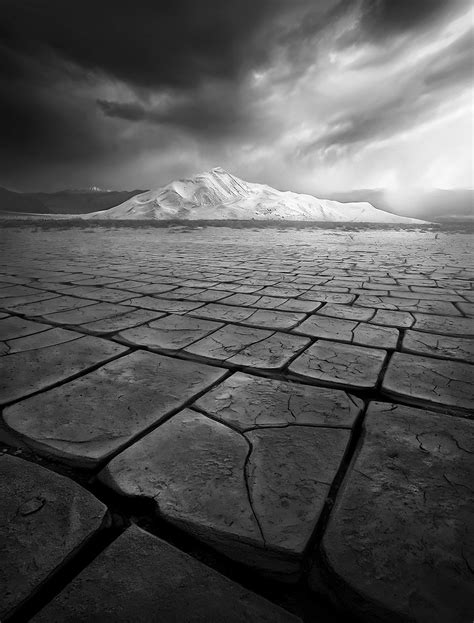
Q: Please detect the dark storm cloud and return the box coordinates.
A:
[0,38,107,186]
[333,0,470,58]
[0,53,109,166]
[3,0,461,90]
[1,0,300,91]
[0,0,314,188]
[95,75,264,139]
[97,96,248,137]
[358,0,468,39]
[0,0,471,190]
[275,0,466,61]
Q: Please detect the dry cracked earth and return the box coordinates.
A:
[0,224,473,623]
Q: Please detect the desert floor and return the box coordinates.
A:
[1,224,473,623]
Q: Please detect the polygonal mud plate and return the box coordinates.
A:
[100,408,351,580]
[1,454,107,620]
[0,336,128,405]
[32,525,301,623]
[313,402,474,623]
[4,352,227,467]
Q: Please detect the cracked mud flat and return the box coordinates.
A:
[0,223,473,623]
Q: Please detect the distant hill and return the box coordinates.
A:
[320,188,473,221]
[0,187,144,215]
[29,189,145,214]
[3,177,469,221]
[83,167,426,223]
[0,187,51,214]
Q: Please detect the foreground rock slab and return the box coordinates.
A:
[41,302,136,326]
[289,340,387,389]
[246,426,350,557]
[194,371,363,430]
[317,303,375,322]
[118,313,223,352]
[100,406,351,579]
[10,295,96,317]
[4,352,227,467]
[0,454,107,620]
[227,331,310,370]
[0,336,128,405]
[402,329,474,363]
[80,308,165,334]
[184,324,273,362]
[0,316,50,340]
[1,327,81,355]
[293,315,357,341]
[412,313,474,336]
[294,314,399,349]
[369,309,414,328]
[33,525,300,623]
[382,352,473,413]
[122,295,204,313]
[99,409,264,560]
[315,402,474,623]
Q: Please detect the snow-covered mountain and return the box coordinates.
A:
[83,168,427,223]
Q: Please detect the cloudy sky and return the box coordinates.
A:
[1,0,472,193]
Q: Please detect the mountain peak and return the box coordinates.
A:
[170,166,234,187]
[208,166,230,175]
[182,166,236,183]
[82,169,428,223]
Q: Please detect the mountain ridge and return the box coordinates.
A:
[83,168,427,223]
[0,187,52,214]
[320,188,473,221]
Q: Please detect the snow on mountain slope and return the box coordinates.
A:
[83,168,427,223]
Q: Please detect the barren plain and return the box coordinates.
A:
[1,223,473,623]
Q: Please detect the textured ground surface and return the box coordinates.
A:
[0,224,473,622]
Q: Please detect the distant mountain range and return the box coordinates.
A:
[82,168,425,223]
[0,187,144,215]
[0,187,53,214]
[320,188,473,222]
[0,170,471,221]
